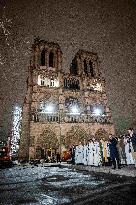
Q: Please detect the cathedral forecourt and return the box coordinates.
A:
[18,38,115,161]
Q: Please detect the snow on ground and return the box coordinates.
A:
[68,164,136,177]
[0,163,105,187]
[1,163,135,205]
[0,163,106,205]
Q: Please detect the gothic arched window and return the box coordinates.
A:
[89,60,94,77]
[84,59,88,75]
[65,97,80,114]
[50,79,55,87]
[64,78,67,88]
[70,58,78,75]
[75,79,80,90]
[41,49,46,66]
[41,77,45,86]
[49,51,54,67]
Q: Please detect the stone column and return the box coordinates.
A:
[18,66,33,161]
[18,104,31,161]
[34,45,40,67]
[46,48,49,68]
[81,57,85,75]
[45,47,48,67]
[57,49,62,72]
[86,59,90,75]
[53,48,57,69]
[77,56,81,75]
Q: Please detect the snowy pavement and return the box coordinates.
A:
[0,163,136,205]
[0,164,106,205]
[64,163,136,177]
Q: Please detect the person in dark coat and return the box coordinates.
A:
[128,128,136,167]
[56,152,61,163]
[71,145,76,165]
[109,134,121,169]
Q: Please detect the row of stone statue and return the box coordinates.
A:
[72,130,136,169]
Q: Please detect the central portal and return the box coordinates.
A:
[36,129,59,161]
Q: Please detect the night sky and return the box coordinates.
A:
[0,0,136,138]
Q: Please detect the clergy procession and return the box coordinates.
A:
[73,128,136,169]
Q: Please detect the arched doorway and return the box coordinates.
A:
[64,126,89,147]
[95,128,109,141]
[36,128,59,160]
[35,146,45,159]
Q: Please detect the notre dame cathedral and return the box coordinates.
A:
[18,38,115,161]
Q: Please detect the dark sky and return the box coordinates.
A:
[0,0,136,137]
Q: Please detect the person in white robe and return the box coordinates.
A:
[93,138,102,167]
[75,142,84,164]
[75,145,78,164]
[117,135,126,165]
[124,135,135,165]
[83,142,88,165]
[87,139,94,166]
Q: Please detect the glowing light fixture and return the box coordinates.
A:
[70,105,80,115]
[45,104,55,113]
[93,108,102,116]
[94,83,102,92]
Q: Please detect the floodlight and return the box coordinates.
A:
[70,105,80,115]
[45,104,54,113]
[93,108,102,116]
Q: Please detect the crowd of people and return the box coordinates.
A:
[71,128,136,169]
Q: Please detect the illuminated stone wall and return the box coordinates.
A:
[19,39,115,160]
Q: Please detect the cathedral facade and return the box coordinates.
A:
[18,38,115,161]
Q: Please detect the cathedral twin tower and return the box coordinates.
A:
[18,38,115,161]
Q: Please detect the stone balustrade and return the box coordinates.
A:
[30,112,112,124]
[63,76,80,90]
